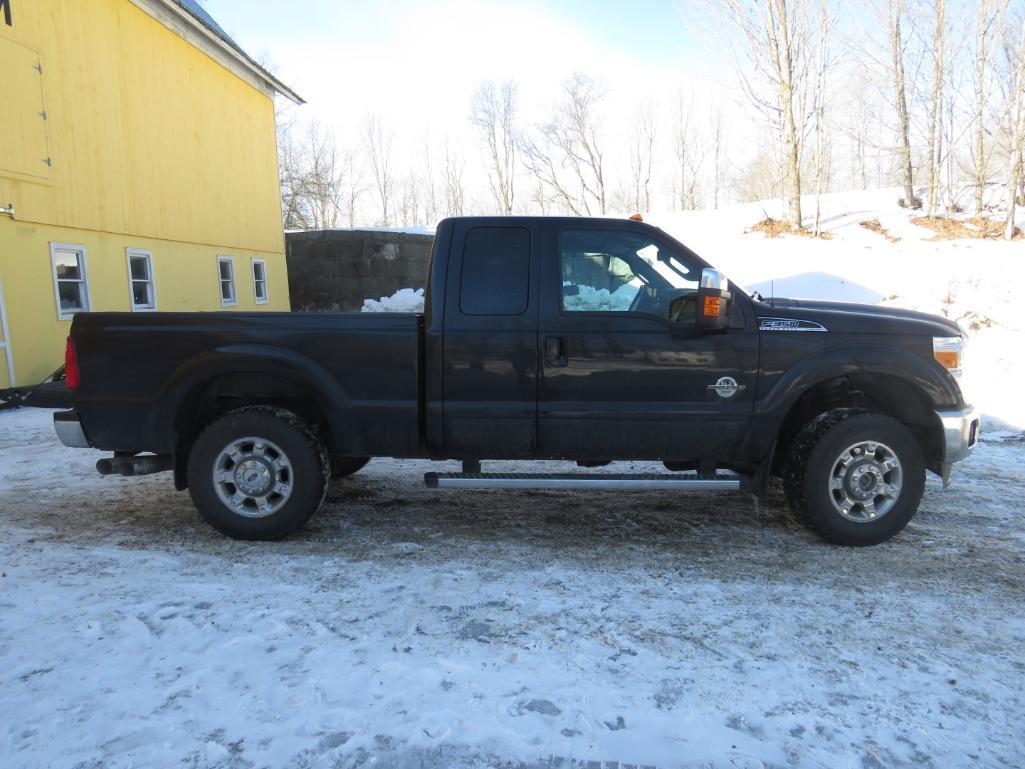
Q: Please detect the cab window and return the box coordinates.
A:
[460,226,530,316]
[559,229,700,324]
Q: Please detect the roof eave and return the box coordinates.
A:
[151,0,305,104]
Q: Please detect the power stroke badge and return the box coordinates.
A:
[708,376,746,399]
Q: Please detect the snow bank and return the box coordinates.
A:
[746,271,883,304]
[361,287,425,313]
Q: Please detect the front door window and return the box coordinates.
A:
[559,229,701,325]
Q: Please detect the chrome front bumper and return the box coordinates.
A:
[936,404,981,486]
[53,410,91,449]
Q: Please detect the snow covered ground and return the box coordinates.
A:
[3,188,1025,768]
[2,406,1024,769]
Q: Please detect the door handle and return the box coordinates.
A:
[544,336,567,367]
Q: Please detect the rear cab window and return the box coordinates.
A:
[459,226,530,316]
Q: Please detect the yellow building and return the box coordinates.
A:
[0,0,301,388]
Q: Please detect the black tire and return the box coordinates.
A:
[330,455,370,480]
[187,406,329,540]
[782,410,925,546]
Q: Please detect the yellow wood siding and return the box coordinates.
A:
[0,0,290,387]
[0,0,284,252]
[0,37,52,182]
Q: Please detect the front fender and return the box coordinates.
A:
[758,344,961,416]
[741,343,960,464]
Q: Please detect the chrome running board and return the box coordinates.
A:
[424,472,749,491]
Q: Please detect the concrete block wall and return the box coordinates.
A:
[285,229,433,311]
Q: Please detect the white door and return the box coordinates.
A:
[0,274,15,389]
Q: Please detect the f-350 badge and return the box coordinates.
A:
[708,376,745,399]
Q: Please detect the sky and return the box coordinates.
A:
[199,0,728,148]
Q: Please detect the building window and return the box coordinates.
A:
[252,259,268,304]
[217,256,236,307]
[50,243,90,320]
[126,249,156,311]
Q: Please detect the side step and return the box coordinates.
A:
[424,472,750,491]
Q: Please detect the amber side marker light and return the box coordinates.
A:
[933,337,964,378]
[703,296,722,316]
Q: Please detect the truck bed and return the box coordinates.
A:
[71,311,423,457]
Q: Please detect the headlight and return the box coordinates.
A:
[933,336,965,378]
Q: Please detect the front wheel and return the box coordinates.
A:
[188,407,330,540]
[783,411,925,546]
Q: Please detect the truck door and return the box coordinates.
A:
[441,220,540,458]
[536,222,758,462]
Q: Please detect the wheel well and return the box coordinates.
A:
[172,372,331,489]
[773,373,943,475]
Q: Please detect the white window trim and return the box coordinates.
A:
[251,258,269,304]
[125,248,158,312]
[217,256,237,307]
[50,242,91,321]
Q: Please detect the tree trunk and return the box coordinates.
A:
[812,0,828,236]
[974,0,989,215]
[1005,21,1025,240]
[767,0,802,228]
[889,0,917,208]
[926,0,946,217]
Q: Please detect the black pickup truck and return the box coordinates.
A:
[53,216,979,545]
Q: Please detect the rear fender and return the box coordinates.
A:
[160,344,351,447]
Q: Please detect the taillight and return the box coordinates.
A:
[65,337,81,389]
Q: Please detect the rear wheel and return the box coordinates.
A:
[188,407,329,540]
[782,410,925,546]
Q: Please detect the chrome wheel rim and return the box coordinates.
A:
[828,440,902,523]
[213,437,293,518]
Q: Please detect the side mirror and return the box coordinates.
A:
[695,268,732,331]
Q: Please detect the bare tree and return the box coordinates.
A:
[1005,15,1025,239]
[811,0,832,235]
[926,0,947,217]
[628,99,658,211]
[339,149,366,229]
[420,130,439,225]
[888,0,919,208]
[521,72,609,215]
[304,121,345,228]
[670,94,702,210]
[710,106,727,209]
[470,81,518,214]
[277,118,310,230]
[440,138,465,217]
[362,113,395,227]
[716,0,812,228]
[276,118,348,230]
[398,173,423,227]
[972,0,1011,214]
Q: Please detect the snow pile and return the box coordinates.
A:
[562,282,639,312]
[746,271,884,304]
[361,287,425,313]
